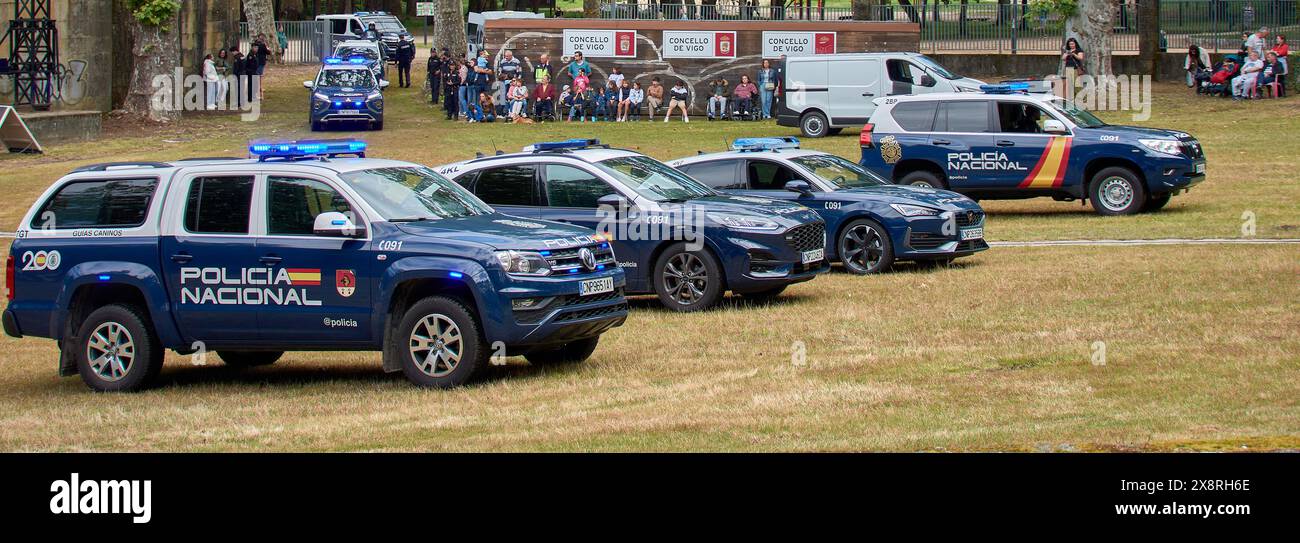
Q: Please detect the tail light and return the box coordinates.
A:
[5,255,13,301]
[859,123,875,148]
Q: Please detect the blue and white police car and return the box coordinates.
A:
[437,139,830,311]
[333,39,387,81]
[670,137,987,274]
[305,58,388,131]
[3,140,627,391]
[859,84,1206,215]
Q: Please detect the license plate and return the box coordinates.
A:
[339,109,360,115]
[1194,163,1205,174]
[960,227,984,241]
[579,276,615,296]
[801,248,825,264]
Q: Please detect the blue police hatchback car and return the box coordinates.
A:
[671,137,987,274]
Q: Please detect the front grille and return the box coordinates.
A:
[1180,141,1204,159]
[562,289,624,307]
[909,232,948,250]
[784,221,825,253]
[543,243,617,274]
[957,239,989,252]
[555,302,628,323]
[954,210,984,228]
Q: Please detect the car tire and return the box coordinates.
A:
[74,304,163,392]
[393,296,487,388]
[825,127,844,136]
[799,111,829,138]
[652,243,725,312]
[1144,192,1172,212]
[1089,167,1146,215]
[310,120,322,132]
[899,170,943,189]
[217,351,283,367]
[739,285,787,300]
[837,218,895,274]
[373,119,384,131]
[525,337,599,366]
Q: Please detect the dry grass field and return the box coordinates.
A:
[0,64,1296,451]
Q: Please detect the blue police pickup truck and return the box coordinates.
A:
[3,140,628,391]
[859,84,1207,215]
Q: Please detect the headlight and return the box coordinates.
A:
[890,203,943,217]
[367,91,383,101]
[706,212,781,231]
[313,92,329,102]
[494,250,551,276]
[1139,139,1182,156]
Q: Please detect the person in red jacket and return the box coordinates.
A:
[533,76,557,120]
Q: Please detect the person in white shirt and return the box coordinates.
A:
[608,66,625,88]
[1233,50,1264,98]
[202,54,220,110]
[1245,27,1269,59]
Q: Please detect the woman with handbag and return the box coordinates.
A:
[757,59,778,120]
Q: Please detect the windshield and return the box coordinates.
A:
[317,68,375,88]
[790,154,888,189]
[1045,97,1107,128]
[364,16,406,33]
[913,54,958,80]
[340,167,494,220]
[594,156,715,202]
[335,46,379,60]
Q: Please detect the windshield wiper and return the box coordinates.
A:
[389,216,438,222]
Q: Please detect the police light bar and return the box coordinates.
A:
[732,137,801,152]
[249,139,367,161]
[980,82,1031,94]
[323,56,368,65]
[523,139,603,152]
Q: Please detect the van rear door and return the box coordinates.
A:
[827,58,881,126]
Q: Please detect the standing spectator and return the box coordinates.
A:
[276,26,289,63]
[645,77,664,120]
[215,49,231,107]
[614,80,633,122]
[497,50,523,80]
[473,50,494,101]
[1272,35,1289,84]
[428,49,444,104]
[566,51,590,83]
[733,75,758,118]
[1061,37,1085,89]
[230,48,247,108]
[626,81,644,121]
[443,59,461,120]
[457,58,471,120]
[252,34,270,99]
[524,53,554,84]
[773,54,787,114]
[707,77,729,121]
[608,66,625,88]
[757,59,777,119]
[1185,43,1210,87]
[665,80,690,123]
[244,43,263,103]
[1233,50,1264,99]
[395,36,416,88]
[202,53,219,110]
[364,23,380,42]
[508,78,530,119]
[1245,27,1269,59]
[534,76,556,120]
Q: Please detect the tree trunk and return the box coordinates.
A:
[584,0,599,18]
[124,15,181,122]
[433,0,467,56]
[244,0,282,55]
[1072,0,1118,77]
[1137,0,1160,80]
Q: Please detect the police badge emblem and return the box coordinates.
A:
[336,269,356,297]
[880,135,902,164]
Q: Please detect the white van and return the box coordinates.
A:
[315,11,411,58]
[776,52,987,138]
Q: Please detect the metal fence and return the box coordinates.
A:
[598,1,1299,54]
[238,20,331,64]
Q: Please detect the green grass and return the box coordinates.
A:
[0,62,1296,451]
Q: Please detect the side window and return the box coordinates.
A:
[936,101,991,133]
[330,19,347,35]
[267,177,356,236]
[996,101,1050,134]
[31,178,157,230]
[349,19,364,35]
[472,165,538,206]
[747,161,802,191]
[680,160,743,190]
[183,176,254,234]
[543,164,615,208]
[890,101,938,132]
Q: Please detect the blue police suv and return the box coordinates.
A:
[437,139,830,311]
[3,140,627,391]
[305,57,388,131]
[859,84,1206,215]
[670,137,987,274]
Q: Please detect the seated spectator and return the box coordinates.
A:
[665,80,690,123]
[534,76,556,120]
[625,81,644,121]
[568,82,587,122]
[593,82,610,121]
[707,77,729,121]
[1185,43,1211,88]
[645,77,664,120]
[508,77,530,118]
[1273,35,1289,93]
[559,84,574,121]
[1233,50,1264,99]
[615,80,634,122]
[576,82,597,122]
[733,75,759,118]
[1258,51,1283,92]
[472,92,497,123]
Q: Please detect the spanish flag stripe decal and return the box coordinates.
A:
[286,268,321,286]
[1018,137,1072,189]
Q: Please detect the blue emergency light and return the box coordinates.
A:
[980,82,1031,94]
[249,139,367,161]
[323,56,369,65]
[524,139,603,152]
[732,137,801,152]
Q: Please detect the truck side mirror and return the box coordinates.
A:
[596,193,629,217]
[920,74,937,87]
[313,212,364,238]
[784,180,814,197]
[303,80,315,89]
[1041,119,1069,134]
[379,79,390,89]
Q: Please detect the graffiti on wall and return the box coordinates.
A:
[0,59,91,106]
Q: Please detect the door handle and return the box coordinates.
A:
[932,139,952,145]
[996,140,1016,147]
[259,255,283,265]
[861,92,875,97]
[170,253,193,264]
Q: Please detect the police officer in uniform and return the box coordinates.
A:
[395,36,416,88]
[427,48,445,103]
[443,59,461,120]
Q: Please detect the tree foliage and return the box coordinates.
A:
[126,0,181,29]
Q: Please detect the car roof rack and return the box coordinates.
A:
[71,161,172,173]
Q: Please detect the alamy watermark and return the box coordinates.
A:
[1047,73,1152,122]
[151,68,262,121]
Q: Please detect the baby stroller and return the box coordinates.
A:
[1199,56,1239,97]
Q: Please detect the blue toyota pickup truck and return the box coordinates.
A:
[3,140,627,391]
